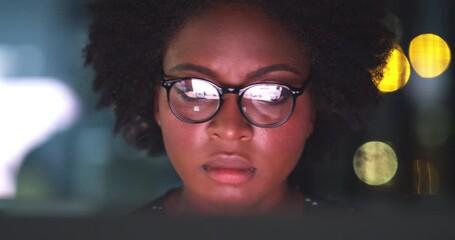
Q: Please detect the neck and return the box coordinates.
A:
[166,185,303,216]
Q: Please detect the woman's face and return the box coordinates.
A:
[155,4,314,214]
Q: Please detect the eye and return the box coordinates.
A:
[262,94,289,105]
[243,85,291,106]
[173,79,219,103]
[175,88,212,103]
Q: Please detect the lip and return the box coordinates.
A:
[202,154,256,185]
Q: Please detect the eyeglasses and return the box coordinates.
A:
[161,76,310,128]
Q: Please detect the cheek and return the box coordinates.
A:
[253,127,306,187]
[259,125,308,168]
[157,92,207,163]
[158,92,189,156]
[257,94,314,169]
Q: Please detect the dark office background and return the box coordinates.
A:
[0,0,453,216]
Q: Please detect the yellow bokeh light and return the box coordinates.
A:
[377,44,411,92]
[409,33,451,78]
[353,141,398,186]
[413,159,439,195]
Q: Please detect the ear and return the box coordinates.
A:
[154,89,161,127]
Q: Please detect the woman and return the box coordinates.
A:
[84,0,395,216]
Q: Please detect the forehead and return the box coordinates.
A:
[163,3,309,82]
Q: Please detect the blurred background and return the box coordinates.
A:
[0,0,453,216]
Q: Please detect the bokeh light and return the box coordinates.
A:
[377,44,411,92]
[409,33,451,78]
[413,159,439,195]
[353,141,398,186]
[414,104,453,147]
[0,78,80,198]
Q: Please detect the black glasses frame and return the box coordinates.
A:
[160,76,310,128]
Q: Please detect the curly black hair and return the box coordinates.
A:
[84,0,395,166]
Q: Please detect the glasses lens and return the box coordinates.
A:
[168,79,220,122]
[241,84,294,127]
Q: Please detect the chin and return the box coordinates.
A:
[208,185,262,205]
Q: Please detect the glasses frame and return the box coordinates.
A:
[160,76,310,128]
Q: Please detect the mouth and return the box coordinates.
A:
[202,155,256,185]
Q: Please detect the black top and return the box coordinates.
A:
[133,187,357,216]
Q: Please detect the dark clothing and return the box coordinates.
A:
[133,187,357,216]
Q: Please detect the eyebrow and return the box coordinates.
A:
[165,63,305,80]
[247,64,305,79]
[166,63,217,78]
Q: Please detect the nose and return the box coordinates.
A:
[207,94,253,141]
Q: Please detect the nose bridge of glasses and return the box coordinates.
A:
[212,92,251,133]
[220,86,240,96]
[218,89,242,113]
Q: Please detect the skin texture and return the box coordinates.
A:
[154,3,315,215]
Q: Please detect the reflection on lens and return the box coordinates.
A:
[169,79,220,122]
[243,84,283,101]
[190,79,219,99]
[241,85,293,127]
